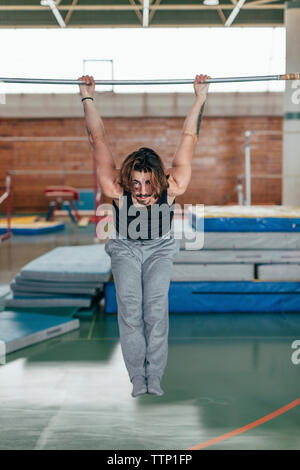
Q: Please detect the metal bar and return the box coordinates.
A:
[246,130,300,136]
[0,136,88,142]
[64,0,78,25]
[0,191,8,205]
[8,170,93,175]
[244,131,251,206]
[40,0,66,28]
[143,0,150,27]
[0,73,299,86]
[239,174,282,179]
[0,173,12,242]
[225,0,246,27]
[6,174,11,240]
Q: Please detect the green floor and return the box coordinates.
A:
[0,219,300,450]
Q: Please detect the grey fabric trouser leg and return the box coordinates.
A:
[105,235,179,382]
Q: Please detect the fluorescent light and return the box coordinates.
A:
[203,0,219,5]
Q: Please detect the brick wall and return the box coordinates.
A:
[0,116,282,213]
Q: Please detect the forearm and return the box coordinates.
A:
[182,94,206,137]
[83,99,106,142]
[171,94,207,169]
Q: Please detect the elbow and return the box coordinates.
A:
[87,133,94,147]
[86,129,105,148]
[176,175,191,194]
[99,180,117,199]
[177,183,189,195]
[101,186,112,198]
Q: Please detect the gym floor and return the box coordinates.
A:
[0,220,300,450]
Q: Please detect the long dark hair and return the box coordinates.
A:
[119,147,169,198]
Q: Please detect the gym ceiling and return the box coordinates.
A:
[0,0,285,28]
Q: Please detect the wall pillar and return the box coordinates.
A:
[282,1,300,204]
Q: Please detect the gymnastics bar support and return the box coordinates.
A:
[0,174,11,242]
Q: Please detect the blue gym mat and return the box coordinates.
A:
[174,249,300,264]
[189,206,300,232]
[0,222,65,235]
[13,274,102,289]
[0,310,79,355]
[5,245,109,309]
[104,281,300,313]
[19,244,111,283]
[4,293,93,309]
[0,285,10,299]
[10,280,99,296]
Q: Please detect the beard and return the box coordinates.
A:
[135,194,152,205]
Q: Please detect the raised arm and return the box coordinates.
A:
[167,74,210,196]
[79,75,121,198]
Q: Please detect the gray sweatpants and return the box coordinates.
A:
[105,235,179,382]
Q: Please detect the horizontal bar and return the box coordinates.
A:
[0,74,299,86]
[246,130,300,136]
[239,174,282,179]
[0,136,88,142]
[9,170,93,175]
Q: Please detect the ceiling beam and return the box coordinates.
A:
[40,0,66,28]
[225,0,247,26]
[129,0,143,24]
[217,7,227,24]
[143,0,150,27]
[149,0,162,23]
[246,0,282,5]
[0,22,284,29]
[0,4,285,11]
[64,0,78,25]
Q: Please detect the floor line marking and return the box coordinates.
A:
[187,397,300,450]
[73,335,299,341]
[87,313,97,340]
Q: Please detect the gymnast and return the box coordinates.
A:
[79,73,210,397]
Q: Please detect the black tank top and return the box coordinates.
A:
[112,189,175,240]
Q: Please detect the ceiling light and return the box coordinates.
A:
[203,0,219,6]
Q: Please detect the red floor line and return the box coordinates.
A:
[187,397,300,450]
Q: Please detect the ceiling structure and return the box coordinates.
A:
[0,0,286,28]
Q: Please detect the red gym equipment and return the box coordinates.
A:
[44,186,81,224]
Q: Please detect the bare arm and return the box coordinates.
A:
[79,75,121,198]
[168,74,210,196]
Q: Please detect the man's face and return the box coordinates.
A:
[131,170,153,205]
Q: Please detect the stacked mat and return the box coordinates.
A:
[190,205,300,233]
[188,205,300,282]
[173,206,300,312]
[104,206,300,313]
[4,244,111,309]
